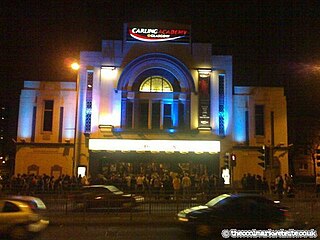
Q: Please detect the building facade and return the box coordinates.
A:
[15,22,289,186]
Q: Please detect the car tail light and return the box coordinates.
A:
[281,208,292,219]
[28,202,37,211]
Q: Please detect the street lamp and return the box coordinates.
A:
[70,61,80,177]
[71,62,80,71]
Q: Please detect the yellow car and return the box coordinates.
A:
[0,197,49,240]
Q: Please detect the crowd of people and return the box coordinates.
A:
[240,174,269,194]
[0,173,83,195]
[0,171,226,197]
[0,171,294,199]
[240,173,294,198]
[273,174,294,199]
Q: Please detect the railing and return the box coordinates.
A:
[3,185,320,227]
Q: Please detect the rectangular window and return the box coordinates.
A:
[245,111,249,145]
[299,163,308,170]
[163,104,172,128]
[58,107,64,143]
[178,103,185,129]
[85,71,93,133]
[139,102,148,128]
[255,105,265,136]
[31,106,37,142]
[218,74,225,136]
[152,102,160,129]
[43,100,54,131]
[125,102,133,129]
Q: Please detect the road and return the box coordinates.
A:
[35,223,320,240]
[37,225,193,240]
[26,193,320,240]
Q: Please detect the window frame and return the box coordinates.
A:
[254,104,265,136]
[43,100,54,132]
[139,76,173,92]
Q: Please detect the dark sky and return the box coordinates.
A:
[1,0,320,119]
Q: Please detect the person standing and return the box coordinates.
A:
[151,175,161,199]
[262,177,269,195]
[276,175,284,199]
[181,173,191,199]
[136,174,145,194]
[172,175,181,200]
[241,174,248,191]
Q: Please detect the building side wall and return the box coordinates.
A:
[15,145,73,177]
[232,87,289,186]
[15,81,76,176]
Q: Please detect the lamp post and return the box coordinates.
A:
[71,62,80,177]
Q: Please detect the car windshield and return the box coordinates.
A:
[5,196,47,211]
[105,185,124,195]
[205,194,230,207]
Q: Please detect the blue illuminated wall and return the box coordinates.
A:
[85,71,93,133]
[211,56,233,137]
[218,74,225,136]
[17,81,77,142]
[233,87,250,143]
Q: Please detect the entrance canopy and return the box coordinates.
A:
[89,139,220,154]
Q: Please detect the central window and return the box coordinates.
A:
[43,100,54,132]
[121,74,190,130]
[139,76,173,92]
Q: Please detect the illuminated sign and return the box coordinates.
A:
[222,168,230,185]
[89,139,220,154]
[198,70,211,128]
[127,25,190,43]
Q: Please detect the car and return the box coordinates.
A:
[68,185,145,211]
[0,197,49,240]
[177,193,294,237]
[4,195,48,214]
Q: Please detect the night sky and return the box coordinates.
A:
[1,0,320,143]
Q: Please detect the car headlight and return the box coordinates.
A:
[177,211,186,218]
[178,217,189,222]
[135,196,144,202]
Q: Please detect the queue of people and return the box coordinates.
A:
[241,173,294,198]
[0,173,84,195]
[241,173,269,194]
[2,171,294,200]
[0,171,225,198]
[93,171,225,199]
[273,174,294,199]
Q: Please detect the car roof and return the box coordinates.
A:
[228,193,268,198]
[225,193,276,203]
[83,185,114,188]
[4,195,47,209]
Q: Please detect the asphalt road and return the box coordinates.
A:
[35,223,320,240]
[37,225,194,240]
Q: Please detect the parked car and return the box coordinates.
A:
[177,193,294,237]
[0,196,49,240]
[68,185,144,210]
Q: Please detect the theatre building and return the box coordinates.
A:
[15,22,289,186]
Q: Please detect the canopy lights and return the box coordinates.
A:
[89,139,220,154]
[101,66,116,70]
[198,69,212,77]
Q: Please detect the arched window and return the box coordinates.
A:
[139,76,173,92]
[121,73,190,130]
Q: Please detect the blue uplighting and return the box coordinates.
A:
[168,128,176,133]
